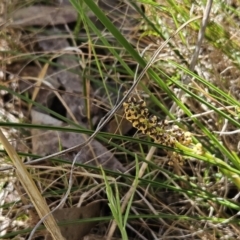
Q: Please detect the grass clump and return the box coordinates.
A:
[0,0,240,239]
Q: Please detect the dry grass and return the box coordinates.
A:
[0,0,240,239]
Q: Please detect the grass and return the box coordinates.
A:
[0,0,240,239]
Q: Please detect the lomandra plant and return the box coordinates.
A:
[73,0,240,238]
[1,0,240,239]
[123,95,240,188]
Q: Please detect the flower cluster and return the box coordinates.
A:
[123,96,194,163]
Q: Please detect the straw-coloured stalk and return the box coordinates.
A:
[0,129,65,240]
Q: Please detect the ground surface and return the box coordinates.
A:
[0,0,240,239]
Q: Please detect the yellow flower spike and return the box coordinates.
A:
[193,143,204,155]
[122,95,240,188]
